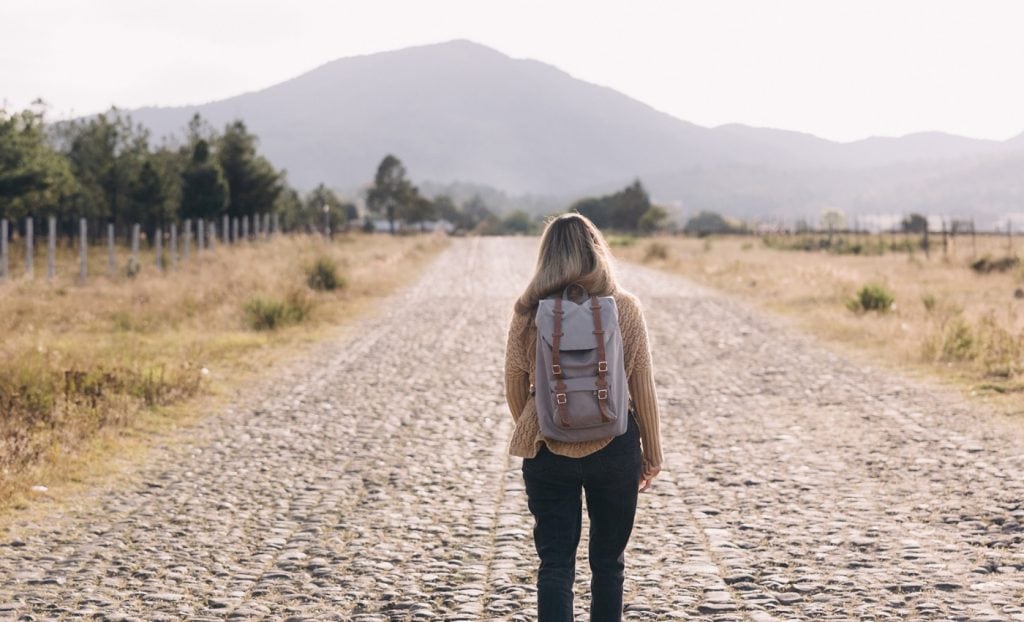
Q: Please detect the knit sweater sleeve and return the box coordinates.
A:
[620,295,664,471]
[504,312,531,424]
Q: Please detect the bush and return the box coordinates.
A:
[643,241,669,262]
[971,255,1021,274]
[921,293,937,313]
[849,283,894,312]
[306,257,344,291]
[244,290,313,330]
[940,319,975,362]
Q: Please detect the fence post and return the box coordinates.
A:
[155,226,163,270]
[107,223,116,276]
[232,217,239,243]
[209,220,216,250]
[47,216,56,280]
[184,219,192,260]
[79,218,88,283]
[223,214,230,245]
[1008,219,1014,255]
[242,215,249,241]
[197,219,205,252]
[274,213,280,236]
[25,217,34,278]
[131,223,140,271]
[170,223,178,267]
[1,218,7,283]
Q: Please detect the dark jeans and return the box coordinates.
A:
[522,415,642,622]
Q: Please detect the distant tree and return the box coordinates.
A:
[637,205,669,233]
[217,120,283,219]
[304,183,353,234]
[60,108,150,228]
[180,139,228,221]
[570,180,652,231]
[462,194,494,231]
[0,103,78,221]
[127,159,174,236]
[820,208,847,232]
[683,211,737,236]
[367,155,416,234]
[275,186,305,232]
[901,213,928,233]
[501,210,532,234]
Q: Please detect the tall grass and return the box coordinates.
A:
[0,232,447,501]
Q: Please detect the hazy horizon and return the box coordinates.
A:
[3,0,1024,143]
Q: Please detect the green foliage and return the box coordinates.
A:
[367,154,417,234]
[244,291,313,330]
[180,139,228,220]
[570,180,651,231]
[848,283,895,313]
[306,258,344,291]
[940,319,975,362]
[0,103,79,221]
[683,211,746,236]
[217,120,282,219]
[301,183,356,233]
[637,205,669,233]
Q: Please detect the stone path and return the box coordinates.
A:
[1,237,1022,621]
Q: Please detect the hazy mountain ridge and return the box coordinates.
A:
[127,39,1024,226]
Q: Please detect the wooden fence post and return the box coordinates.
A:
[79,218,88,283]
[274,213,280,235]
[1008,219,1014,255]
[209,220,216,250]
[170,223,178,267]
[107,223,116,276]
[155,226,163,270]
[242,215,249,241]
[25,217,34,278]
[47,216,56,280]
[131,223,140,269]
[197,219,205,251]
[223,214,230,245]
[1,218,7,283]
[232,217,239,243]
[184,219,192,260]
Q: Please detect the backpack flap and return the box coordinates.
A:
[536,297,618,350]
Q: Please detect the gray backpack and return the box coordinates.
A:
[534,288,628,442]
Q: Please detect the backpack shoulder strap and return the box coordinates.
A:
[551,298,570,427]
[589,296,612,423]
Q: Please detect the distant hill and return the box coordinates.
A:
[127,40,1024,227]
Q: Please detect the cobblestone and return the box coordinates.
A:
[1,237,1022,620]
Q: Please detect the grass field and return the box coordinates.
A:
[0,232,448,512]
[614,233,1024,416]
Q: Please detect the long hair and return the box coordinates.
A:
[514,212,618,315]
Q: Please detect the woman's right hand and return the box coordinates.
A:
[639,465,661,492]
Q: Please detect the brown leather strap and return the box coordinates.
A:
[589,296,612,422]
[551,298,570,427]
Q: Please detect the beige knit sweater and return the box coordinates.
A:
[503,290,664,471]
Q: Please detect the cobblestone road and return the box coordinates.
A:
[1,237,1022,621]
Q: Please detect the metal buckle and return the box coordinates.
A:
[597,389,608,400]
[555,393,567,405]
[597,361,608,373]
[552,364,561,376]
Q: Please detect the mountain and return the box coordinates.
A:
[127,40,1024,226]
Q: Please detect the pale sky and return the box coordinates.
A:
[2,0,1022,143]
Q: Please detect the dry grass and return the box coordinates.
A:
[0,232,448,512]
[614,233,1024,415]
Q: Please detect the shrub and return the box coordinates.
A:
[975,314,1023,378]
[849,283,894,313]
[971,255,1021,274]
[244,290,313,330]
[941,319,975,362]
[921,293,937,313]
[643,241,669,262]
[306,257,344,291]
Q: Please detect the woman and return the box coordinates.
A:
[504,212,663,621]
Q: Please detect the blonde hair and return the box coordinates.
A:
[514,212,618,315]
